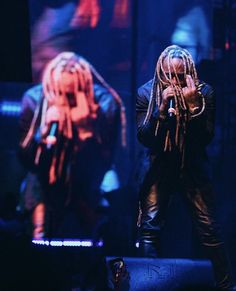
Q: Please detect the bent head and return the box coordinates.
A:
[42,52,95,110]
[156,45,198,88]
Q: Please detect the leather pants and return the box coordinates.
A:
[138,163,233,289]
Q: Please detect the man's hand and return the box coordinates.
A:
[160,86,175,112]
[70,92,91,126]
[70,92,96,141]
[45,105,63,125]
[182,75,200,109]
[40,105,66,146]
[41,105,64,136]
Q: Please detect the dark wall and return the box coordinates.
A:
[0,0,32,82]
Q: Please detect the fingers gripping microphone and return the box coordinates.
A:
[168,98,176,117]
[46,122,58,149]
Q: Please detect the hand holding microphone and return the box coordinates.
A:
[160,86,176,118]
[70,91,93,125]
[46,122,58,149]
[168,98,176,117]
[41,105,62,148]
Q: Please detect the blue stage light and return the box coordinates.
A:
[0,101,21,116]
[32,239,104,247]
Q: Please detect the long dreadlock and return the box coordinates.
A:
[21,52,126,184]
[144,45,205,162]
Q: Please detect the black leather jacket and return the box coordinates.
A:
[18,83,120,196]
[136,79,215,187]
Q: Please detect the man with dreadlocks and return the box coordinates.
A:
[19,52,126,239]
[136,45,235,290]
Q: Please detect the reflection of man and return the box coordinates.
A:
[19,52,126,239]
[136,45,235,290]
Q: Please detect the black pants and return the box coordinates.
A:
[138,160,233,289]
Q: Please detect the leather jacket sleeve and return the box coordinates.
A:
[136,80,168,151]
[96,86,121,174]
[187,82,215,146]
[18,87,42,171]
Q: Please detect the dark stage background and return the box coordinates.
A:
[0,0,236,282]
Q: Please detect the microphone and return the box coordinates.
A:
[46,122,58,149]
[168,98,176,117]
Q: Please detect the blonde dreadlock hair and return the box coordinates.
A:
[21,51,126,184]
[144,45,204,162]
[40,52,98,140]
